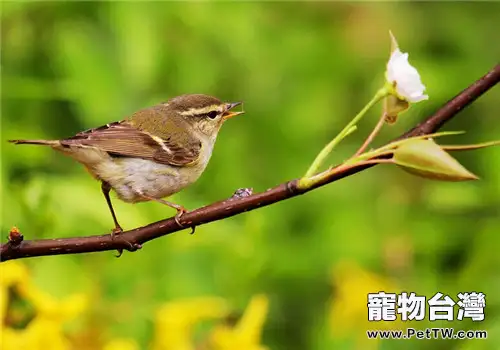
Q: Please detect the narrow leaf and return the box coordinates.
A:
[441,140,500,151]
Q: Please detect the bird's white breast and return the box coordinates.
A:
[93,135,215,203]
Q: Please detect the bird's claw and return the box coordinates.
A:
[112,237,141,258]
[172,207,196,234]
[109,226,129,257]
[174,208,187,228]
[111,226,123,237]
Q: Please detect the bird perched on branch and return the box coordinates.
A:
[10,94,244,233]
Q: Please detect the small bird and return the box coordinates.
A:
[10,94,244,233]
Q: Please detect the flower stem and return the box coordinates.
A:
[303,87,389,178]
[353,112,387,157]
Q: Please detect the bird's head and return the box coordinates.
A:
[167,94,244,136]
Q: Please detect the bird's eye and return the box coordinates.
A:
[207,111,218,119]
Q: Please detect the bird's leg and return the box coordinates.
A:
[101,181,123,235]
[135,191,187,228]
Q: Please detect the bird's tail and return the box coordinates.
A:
[8,139,59,146]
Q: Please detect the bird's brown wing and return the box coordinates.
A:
[61,121,201,166]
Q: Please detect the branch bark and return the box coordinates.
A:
[2,64,499,262]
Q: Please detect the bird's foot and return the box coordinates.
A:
[172,207,196,234]
[114,241,142,257]
[136,192,189,230]
[110,226,125,257]
[111,226,123,237]
[173,207,187,228]
[137,192,195,234]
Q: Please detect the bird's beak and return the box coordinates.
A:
[223,102,244,120]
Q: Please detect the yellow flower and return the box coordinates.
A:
[2,317,72,350]
[103,338,140,350]
[329,261,401,349]
[20,285,87,322]
[0,261,31,287]
[151,297,229,350]
[209,294,269,350]
[1,261,87,350]
[0,261,31,322]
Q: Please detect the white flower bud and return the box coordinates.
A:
[386,32,428,103]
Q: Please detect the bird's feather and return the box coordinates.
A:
[61,120,201,166]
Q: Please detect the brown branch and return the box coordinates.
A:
[2,64,499,262]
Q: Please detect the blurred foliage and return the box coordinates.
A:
[1,2,499,349]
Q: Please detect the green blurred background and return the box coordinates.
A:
[1,1,499,349]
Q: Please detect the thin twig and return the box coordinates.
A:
[1,64,499,261]
[353,112,387,157]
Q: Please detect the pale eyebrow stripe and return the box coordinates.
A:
[180,105,222,116]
